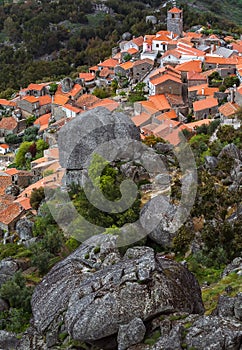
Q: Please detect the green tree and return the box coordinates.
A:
[15,141,32,169]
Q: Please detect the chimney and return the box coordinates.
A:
[201,88,205,95]
[230,88,235,103]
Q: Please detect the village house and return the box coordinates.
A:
[25,83,50,97]
[0,116,25,138]
[219,101,240,127]
[79,72,96,88]
[121,36,144,52]
[187,71,207,87]
[149,73,183,96]
[4,168,33,188]
[17,95,52,118]
[176,60,203,81]
[132,58,154,83]
[0,143,10,154]
[193,97,219,120]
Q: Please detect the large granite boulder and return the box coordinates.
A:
[0,330,18,350]
[58,107,141,171]
[16,219,34,243]
[218,143,241,161]
[0,258,18,288]
[30,235,204,349]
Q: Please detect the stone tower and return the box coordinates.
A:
[167,7,183,37]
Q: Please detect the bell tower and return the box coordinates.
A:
[167,6,183,37]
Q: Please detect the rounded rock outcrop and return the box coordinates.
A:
[30,235,204,349]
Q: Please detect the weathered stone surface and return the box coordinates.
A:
[117,318,146,350]
[0,258,18,288]
[0,330,18,350]
[204,156,218,170]
[5,185,20,197]
[218,143,241,161]
[234,293,242,321]
[222,257,242,277]
[140,196,177,247]
[31,235,204,347]
[58,107,141,171]
[16,219,34,242]
[120,162,149,182]
[185,316,242,350]
[154,142,174,154]
[18,326,47,350]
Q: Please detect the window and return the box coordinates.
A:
[156,44,159,48]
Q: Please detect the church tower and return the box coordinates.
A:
[167,7,183,37]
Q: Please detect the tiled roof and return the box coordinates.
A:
[89,65,99,71]
[38,95,52,106]
[27,83,46,91]
[119,61,134,70]
[22,95,37,103]
[91,98,119,112]
[14,197,31,211]
[79,72,95,81]
[176,60,202,73]
[188,84,219,96]
[98,58,119,68]
[193,97,218,112]
[162,49,182,59]
[0,99,16,107]
[0,117,18,130]
[131,113,151,127]
[44,147,59,160]
[0,175,12,195]
[63,104,82,114]
[168,7,182,13]
[53,94,70,106]
[219,102,240,117]
[165,94,184,106]
[132,36,144,47]
[127,48,138,55]
[76,93,100,108]
[150,73,182,86]
[4,168,19,175]
[69,84,83,97]
[133,58,154,67]
[0,143,9,149]
[34,113,51,131]
[149,94,171,111]
[99,67,113,78]
[205,56,242,65]
[187,71,207,81]
[186,119,212,130]
[156,109,177,121]
[0,203,23,225]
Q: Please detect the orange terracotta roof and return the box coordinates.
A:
[113,52,122,60]
[139,101,160,114]
[119,61,134,70]
[4,168,19,175]
[127,48,138,55]
[162,49,182,59]
[132,36,144,47]
[0,117,18,130]
[27,83,46,91]
[53,94,69,106]
[38,95,51,106]
[133,58,154,67]
[156,109,177,121]
[150,73,182,86]
[69,84,83,97]
[183,32,202,39]
[99,67,113,78]
[0,143,9,149]
[98,58,119,69]
[44,147,59,160]
[0,99,16,107]
[63,104,82,113]
[79,72,95,82]
[22,95,37,103]
[76,93,100,108]
[91,98,119,112]
[14,197,31,211]
[168,7,182,13]
[205,56,242,65]
[187,71,207,81]
[176,60,202,73]
[166,94,184,106]
[89,65,99,71]
[218,102,240,118]
[0,174,12,196]
[0,203,23,225]
[164,127,183,146]
[186,119,212,130]
[188,84,219,96]
[149,94,171,111]
[34,113,51,131]
[232,43,242,54]
[193,97,218,112]
[132,113,151,127]
[144,35,156,45]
